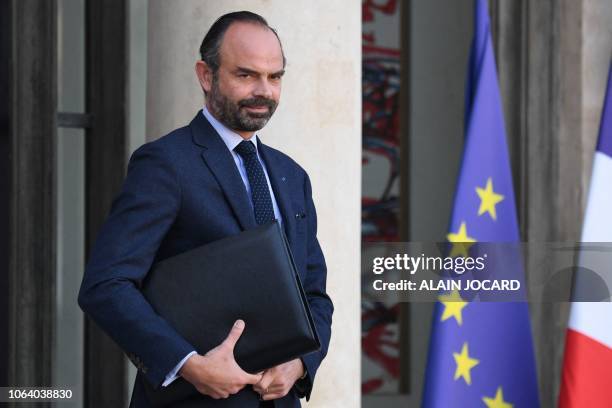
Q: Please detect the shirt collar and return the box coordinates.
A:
[202,106,259,152]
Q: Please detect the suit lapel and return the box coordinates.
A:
[258,143,297,247]
[190,113,256,231]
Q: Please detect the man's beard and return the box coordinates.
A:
[208,78,278,132]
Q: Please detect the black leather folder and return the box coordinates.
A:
[140,221,320,406]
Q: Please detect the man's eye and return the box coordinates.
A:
[238,73,250,78]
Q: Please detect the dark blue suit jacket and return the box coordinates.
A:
[78,112,333,407]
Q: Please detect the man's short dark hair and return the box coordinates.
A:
[199,11,286,73]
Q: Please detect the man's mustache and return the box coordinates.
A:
[239,98,277,110]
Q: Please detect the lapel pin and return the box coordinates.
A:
[281,176,286,182]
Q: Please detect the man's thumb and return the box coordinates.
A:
[222,319,245,350]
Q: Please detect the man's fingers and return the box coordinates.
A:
[265,383,284,393]
[253,370,274,392]
[221,320,245,350]
[262,391,284,401]
[245,370,265,385]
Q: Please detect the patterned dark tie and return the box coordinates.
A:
[234,140,276,225]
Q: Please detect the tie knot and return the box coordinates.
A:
[234,140,257,158]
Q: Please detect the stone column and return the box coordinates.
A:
[146,1,361,407]
[491,0,612,405]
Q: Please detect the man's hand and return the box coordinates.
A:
[253,359,305,400]
[179,320,262,399]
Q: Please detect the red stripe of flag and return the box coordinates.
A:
[559,329,612,408]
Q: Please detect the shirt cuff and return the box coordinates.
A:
[162,351,197,387]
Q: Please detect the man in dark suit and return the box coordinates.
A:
[78,11,333,408]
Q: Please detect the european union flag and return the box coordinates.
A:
[422,1,540,407]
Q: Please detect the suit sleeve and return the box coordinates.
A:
[298,173,334,400]
[78,142,195,388]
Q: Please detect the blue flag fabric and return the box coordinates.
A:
[422,1,540,407]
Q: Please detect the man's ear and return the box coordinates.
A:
[195,60,213,94]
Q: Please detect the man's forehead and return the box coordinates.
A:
[219,22,284,69]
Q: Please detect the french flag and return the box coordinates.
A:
[559,62,612,408]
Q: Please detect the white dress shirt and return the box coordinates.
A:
[162,107,283,386]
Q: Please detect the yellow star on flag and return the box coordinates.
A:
[483,387,513,408]
[476,177,504,220]
[438,289,467,325]
[453,342,479,385]
[447,222,476,257]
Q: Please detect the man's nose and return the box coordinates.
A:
[253,78,273,99]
